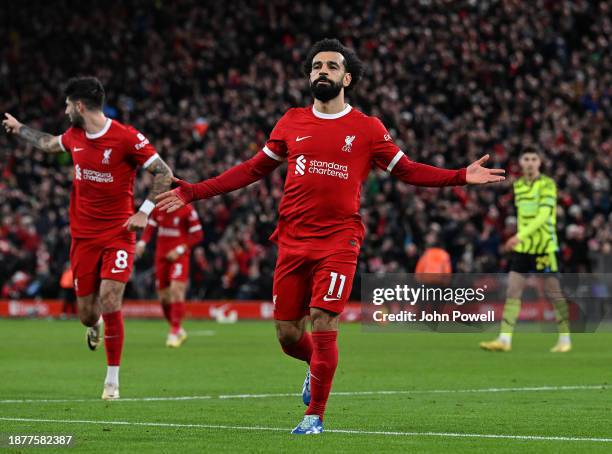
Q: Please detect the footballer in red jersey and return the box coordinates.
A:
[156,39,505,434]
[3,76,173,400]
[135,205,203,347]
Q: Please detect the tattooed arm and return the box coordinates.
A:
[143,157,174,203]
[123,156,173,231]
[3,113,63,153]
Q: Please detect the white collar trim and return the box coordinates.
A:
[312,104,352,119]
[86,118,112,139]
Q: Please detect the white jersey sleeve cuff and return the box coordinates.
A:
[386,150,405,172]
[142,153,160,169]
[262,146,285,162]
[59,135,66,152]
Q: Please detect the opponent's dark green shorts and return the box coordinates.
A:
[508,251,560,274]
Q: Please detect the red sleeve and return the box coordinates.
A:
[369,117,403,172]
[179,112,291,202]
[59,127,76,154]
[191,151,281,200]
[369,116,466,186]
[140,214,158,243]
[391,156,467,187]
[185,206,203,247]
[123,126,158,168]
[261,111,291,161]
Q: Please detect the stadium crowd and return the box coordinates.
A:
[0,0,610,300]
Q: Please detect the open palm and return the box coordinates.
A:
[466,154,505,184]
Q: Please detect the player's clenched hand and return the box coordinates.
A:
[155,177,194,213]
[135,240,146,259]
[504,235,520,251]
[2,113,22,134]
[166,249,180,262]
[466,154,505,184]
[123,211,148,231]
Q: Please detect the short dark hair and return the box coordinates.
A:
[302,38,364,89]
[520,146,540,157]
[64,76,105,110]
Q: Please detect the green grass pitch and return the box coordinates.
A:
[0,319,610,453]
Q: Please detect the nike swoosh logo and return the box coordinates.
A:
[73,147,83,152]
[323,295,340,302]
[110,268,125,274]
[296,136,312,142]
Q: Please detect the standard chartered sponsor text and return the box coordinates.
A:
[308,159,349,179]
[83,169,113,183]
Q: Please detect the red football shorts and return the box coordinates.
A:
[273,247,358,321]
[70,232,135,297]
[156,255,190,290]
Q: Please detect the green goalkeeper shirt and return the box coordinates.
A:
[513,175,559,254]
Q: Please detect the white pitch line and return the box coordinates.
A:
[0,384,608,404]
[0,417,611,443]
[218,384,609,399]
[0,396,213,404]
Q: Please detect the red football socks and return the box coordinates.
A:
[170,302,185,334]
[305,331,338,419]
[102,311,124,366]
[281,332,313,363]
[162,303,171,324]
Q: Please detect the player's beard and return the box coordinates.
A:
[310,77,343,103]
[69,111,85,128]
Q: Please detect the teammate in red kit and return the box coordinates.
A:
[156,39,505,433]
[135,205,203,347]
[3,77,173,400]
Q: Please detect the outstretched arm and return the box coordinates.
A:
[370,117,503,187]
[124,156,173,231]
[3,113,63,153]
[156,151,282,212]
[391,153,504,186]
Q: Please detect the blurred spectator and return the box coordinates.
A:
[0,0,610,299]
[59,264,76,318]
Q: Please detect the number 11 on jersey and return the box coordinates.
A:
[327,271,346,299]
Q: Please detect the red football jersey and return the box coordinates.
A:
[141,205,203,258]
[59,118,158,239]
[263,105,403,250]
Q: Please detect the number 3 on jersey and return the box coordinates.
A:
[324,271,346,301]
[172,263,183,278]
